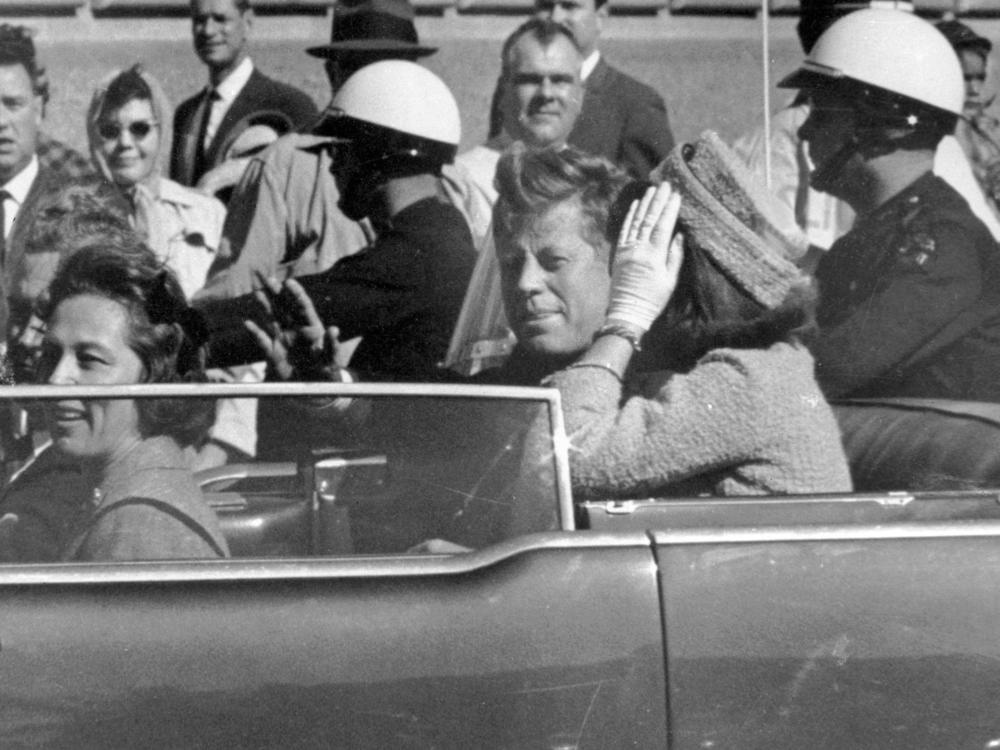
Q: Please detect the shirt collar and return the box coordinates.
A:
[2,155,39,205]
[581,50,600,82]
[211,56,254,104]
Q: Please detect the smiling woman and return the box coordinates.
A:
[87,64,225,300]
[2,237,229,562]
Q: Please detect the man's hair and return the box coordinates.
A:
[191,0,252,12]
[42,239,216,447]
[500,18,582,77]
[0,24,47,103]
[493,142,631,262]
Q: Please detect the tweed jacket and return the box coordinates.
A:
[549,342,852,498]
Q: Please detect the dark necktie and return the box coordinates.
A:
[196,88,220,163]
[0,190,11,265]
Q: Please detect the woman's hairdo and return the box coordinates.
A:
[99,64,154,119]
[43,239,216,447]
[493,143,632,259]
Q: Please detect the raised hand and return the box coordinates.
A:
[245,276,341,381]
[607,182,684,333]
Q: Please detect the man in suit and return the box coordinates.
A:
[170,0,318,187]
[0,26,64,343]
[486,0,673,179]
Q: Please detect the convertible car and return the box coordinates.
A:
[0,382,998,749]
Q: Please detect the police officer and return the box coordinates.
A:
[203,61,476,383]
[781,8,1000,400]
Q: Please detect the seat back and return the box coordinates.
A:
[834,399,1000,492]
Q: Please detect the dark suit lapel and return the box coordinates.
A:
[583,57,613,97]
[203,69,264,169]
[178,90,210,186]
[6,167,56,275]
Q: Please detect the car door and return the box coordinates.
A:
[0,383,669,749]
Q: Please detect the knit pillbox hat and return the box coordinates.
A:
[652,130,809,310]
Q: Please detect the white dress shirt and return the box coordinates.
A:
[0,155,39,243]
[580,50,599,82]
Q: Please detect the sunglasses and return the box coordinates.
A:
[97,120,158,141]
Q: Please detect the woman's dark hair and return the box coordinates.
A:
[42,238,215,447]
[638,247,817,373]
[98,64,153,119]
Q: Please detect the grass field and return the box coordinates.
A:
[36,33,803,156]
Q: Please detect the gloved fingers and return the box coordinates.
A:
[665,230,685,285]
[648,187,681,248]
[618,194,640,248]
[622,185,657,245]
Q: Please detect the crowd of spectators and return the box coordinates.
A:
[0,0,996,560]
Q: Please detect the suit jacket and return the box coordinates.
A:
[488,56,674,179]
[4,165,61,339]
[170,68,318,187]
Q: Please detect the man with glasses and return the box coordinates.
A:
[171,0,317,188]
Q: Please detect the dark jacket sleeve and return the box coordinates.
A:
[811,218,987,398]
[618,79,674,179]
[169,94,199,184]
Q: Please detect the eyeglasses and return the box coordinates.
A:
[97,120,158,141]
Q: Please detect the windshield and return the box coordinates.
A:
[0,383,570,563]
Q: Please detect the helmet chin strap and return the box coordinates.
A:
[809,127,908,194]
[809,134,862,194]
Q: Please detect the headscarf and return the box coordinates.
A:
[85,64,174,244]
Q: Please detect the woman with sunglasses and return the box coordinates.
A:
[87,64,225,301]
[87,65,253,470]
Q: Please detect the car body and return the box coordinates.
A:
[0,382,999,749]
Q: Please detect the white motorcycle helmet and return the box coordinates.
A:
[314,59,460,167]
[313,60,461,220]
[780,8,963,135]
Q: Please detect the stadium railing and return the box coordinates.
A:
[0,0,992,19]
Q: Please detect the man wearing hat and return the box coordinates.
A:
[783,8,1000,401]
[195,0,437,303]
[937,18,1000,214]
[734,0,1000,255]
[171,0,318,187]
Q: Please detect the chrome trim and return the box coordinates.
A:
[196,462,298,488]
[548,389,575,532]
[651,519,1000,545]
[582,489,1000,511]
[0,382,561,402]
[0,531,652,585]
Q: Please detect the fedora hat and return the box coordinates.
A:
[306,0,437,59]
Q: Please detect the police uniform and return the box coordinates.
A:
[811,172,1000,400]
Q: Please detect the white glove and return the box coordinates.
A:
[606,183,683,333]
